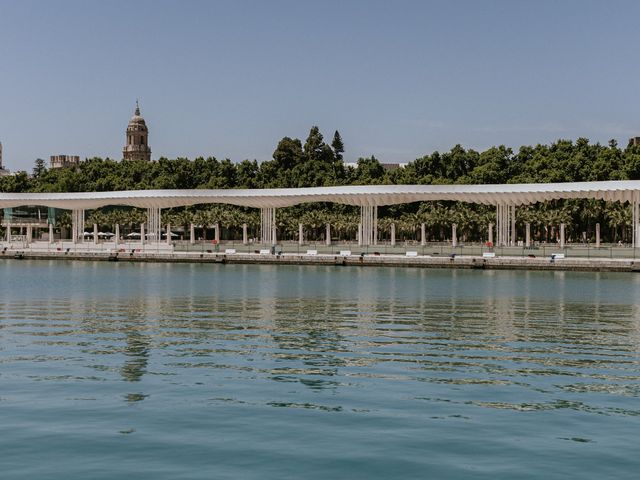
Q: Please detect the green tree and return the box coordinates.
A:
[33,158,47,178]
[331,130,345,161]
[355,156,385,184]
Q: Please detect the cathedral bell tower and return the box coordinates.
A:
[123,101,152,161]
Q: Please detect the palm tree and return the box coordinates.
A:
[301,210,326,242]
[606,203,631,243]
[580,199,605,242]
[86,210,108,230]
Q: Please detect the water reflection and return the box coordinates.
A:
[119,300,153,386]
[121,331,150,383]
[1,264,640,412]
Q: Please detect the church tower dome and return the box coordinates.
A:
[123,101,152,161]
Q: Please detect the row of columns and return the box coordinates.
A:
[0,221,612,249]
[4,203,628,248]
[256,206,381,246]
[260,207,276,245]
[492,202,607,248]
[146,207,161,243]
[495,203,516,247]
[359,205,378,246]
[187,222,249,245]
[297,223,334,246]
[69,207,167,245]
[60,219,601,248]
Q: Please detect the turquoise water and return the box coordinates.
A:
[1,261,640,479]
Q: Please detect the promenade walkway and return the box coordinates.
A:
[2,240,640,272]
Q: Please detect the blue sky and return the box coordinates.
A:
[0,0,638,170]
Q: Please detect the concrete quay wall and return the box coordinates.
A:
[1,249,639,272]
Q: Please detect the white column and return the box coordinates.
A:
[115,224,120,246]
[495,205,500,246]
[214,222,220,244]
[632,201,636,249]
[501,204,508,247]
[5,225,10,243]
[49,223,54,244]
[499,204,504,246]
[504,206,508,246]
[366,210,370,247]
[510,205,516,246]
[633,202,637,249]
[93,223,98,245]
[452,224,457,248]
[596,223,600,248]
[488,223,494,245]
[496,205,500,246]
[140,223,145,245]
[260,208,267,244]
[166,224,171,245]
[560,223,565,248]
[525,223,531,248]
[390,223,396,246]
[146,207,161,243]
[26,225,33,244]
[71,209,84,244]
[325,223,331,246]
[272,225,277,245]
[373,206,378,246]
[260,208,276,245]
[190,223,195,244]
[360,208,367,246]
[242,223,248,245]
[504,205,509,246]
[496,204,507,247]
[421,223,426,246]
[360,206,377,246]
[299,223,304,246]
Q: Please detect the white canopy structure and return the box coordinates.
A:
[2,180,640,247]
[0,181,640,210]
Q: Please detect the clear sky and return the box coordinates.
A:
[1,0,639,171]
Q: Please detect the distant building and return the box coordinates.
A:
[630,137,640,147]
[123,101,151,161]
[381,162,408,171]
[344,161,407,171]
[0,142,10,176]
[50,155,81,169]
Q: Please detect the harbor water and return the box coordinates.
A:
[1,261,639,479]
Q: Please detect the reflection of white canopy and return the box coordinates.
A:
[1,181,640,210]
[126,232,141,238]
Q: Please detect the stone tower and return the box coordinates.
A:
[123,101,151,161]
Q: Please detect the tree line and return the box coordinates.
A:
[2,127,640,244]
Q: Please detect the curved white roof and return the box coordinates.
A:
[0,180,639,210]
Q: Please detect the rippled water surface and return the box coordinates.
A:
[1,260,640,479]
